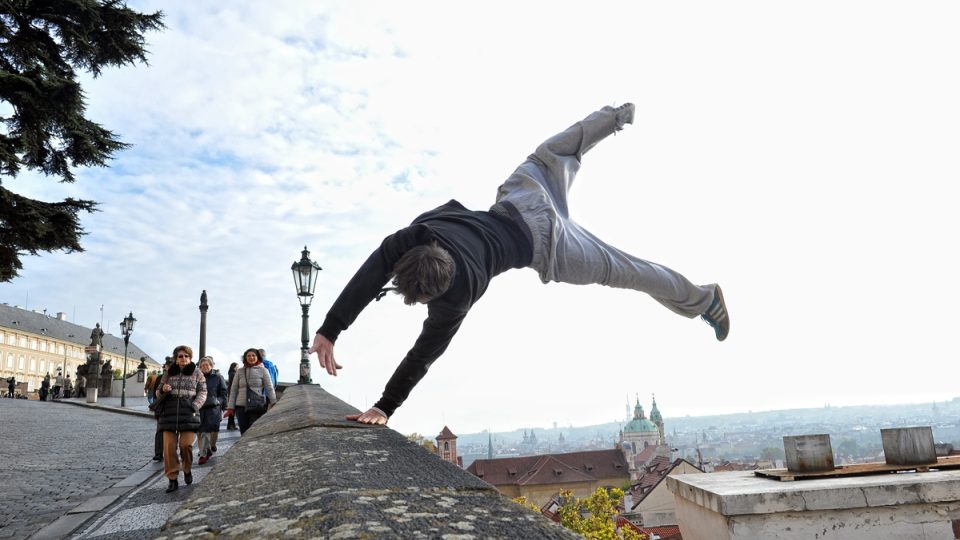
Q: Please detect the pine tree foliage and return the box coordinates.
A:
[0,0,163,281]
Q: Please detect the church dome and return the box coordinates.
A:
[623,417,659,434]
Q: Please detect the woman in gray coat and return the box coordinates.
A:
[224,348,277,434]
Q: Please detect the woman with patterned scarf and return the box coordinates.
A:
[156,345,207,493]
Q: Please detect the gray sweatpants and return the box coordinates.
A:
[493,106,715,318]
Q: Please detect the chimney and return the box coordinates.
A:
[56,312,67,321]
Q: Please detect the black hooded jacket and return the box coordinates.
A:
[318,200,532,417]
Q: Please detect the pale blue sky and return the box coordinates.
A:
[3,1,959,436]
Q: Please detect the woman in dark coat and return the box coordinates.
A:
[156,345,206,493]
[196,356,227,465]
[225,362,239,430]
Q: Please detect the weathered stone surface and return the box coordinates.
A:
[159,385,580,539]
[668,469,960,515]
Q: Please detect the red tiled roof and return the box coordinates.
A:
[617,517,683,539]
[467,449,629,486]
[631,445,658,468]
[517,456,596,486]
[437,425,456,440]
[639,525,683,540]
[630,458,700,510]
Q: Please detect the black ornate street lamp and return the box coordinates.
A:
[292,246,322,384]
[119,312,136,407]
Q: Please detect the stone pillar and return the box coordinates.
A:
[199,290,208,359]
[85,352,100,403]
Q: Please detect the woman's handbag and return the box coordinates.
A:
[150,391,168,418]
[244,367,268,413]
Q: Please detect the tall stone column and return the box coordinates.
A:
[199,290,208,358]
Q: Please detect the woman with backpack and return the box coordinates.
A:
[224,348,277,434]
[156,345,207,493]
[196,356,227,465]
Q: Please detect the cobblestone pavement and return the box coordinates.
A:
[0,398,156,540]
[68,424,240,540]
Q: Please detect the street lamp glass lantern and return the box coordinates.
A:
[291,246,322,306]
[122,312,136,337]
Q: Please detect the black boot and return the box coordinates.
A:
[166,479,178,493]
[184,472,193,485]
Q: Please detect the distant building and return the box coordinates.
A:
[622,456,703,528]
[436,426,461,467]
[620,394,671,479]
[466,449,629,507]
[0,304,159,392]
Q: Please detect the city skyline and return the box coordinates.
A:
[2,1,959,436]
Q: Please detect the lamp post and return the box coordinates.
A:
[292,246,322,384]
[119,312,136,407]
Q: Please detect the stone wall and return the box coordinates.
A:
[158,385,581,539]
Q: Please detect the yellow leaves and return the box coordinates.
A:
[511,496,541,513]
[556,488,644,540]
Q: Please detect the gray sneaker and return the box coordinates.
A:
[701,285,729,341]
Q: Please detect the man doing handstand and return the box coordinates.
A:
[308,102,730,425]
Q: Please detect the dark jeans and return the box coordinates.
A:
[235,406,264,434]
[154,429,163,459]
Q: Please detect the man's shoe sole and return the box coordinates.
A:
[712,286,729,341]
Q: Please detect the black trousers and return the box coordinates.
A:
[154,429,163,458]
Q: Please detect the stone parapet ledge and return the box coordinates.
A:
[158,385,579,539]
[667,470,960,540]
[667,469,960,515]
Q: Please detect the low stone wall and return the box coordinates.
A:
[668,469,960,540]
[158,385,580,539]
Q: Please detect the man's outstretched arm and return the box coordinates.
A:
[308,333,343,376]
[310,224,434,375]
[341,306,468,425]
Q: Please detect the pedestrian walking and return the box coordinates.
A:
[76,374,86,398]
[309,103,730,426]
[53,372,64,399]
[145,370,158,406]
[149,359,171,461]
[40,373,50,401]
[6,376,15,398]
[196,356,227,465]
[258,348,279,388]
[225,362,238,431]
[156,346,206,493]
[224,349,276,434]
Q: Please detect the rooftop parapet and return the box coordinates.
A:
[667,469,960,539]
[157,385,579,539]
